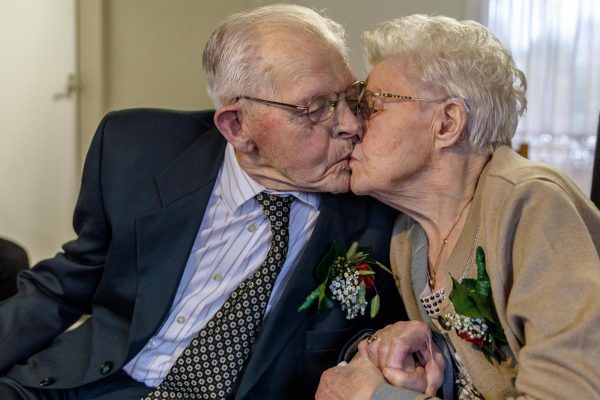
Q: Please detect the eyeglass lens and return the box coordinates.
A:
[306,81,365,123]
[358,92,374,120]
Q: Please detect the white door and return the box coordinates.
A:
[0,0,78,264]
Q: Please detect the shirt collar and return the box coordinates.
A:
[221,143,320,212]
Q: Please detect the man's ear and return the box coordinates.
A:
[434,99,468,150]
[214,105,256,154]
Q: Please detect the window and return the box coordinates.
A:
[487,0,600,194]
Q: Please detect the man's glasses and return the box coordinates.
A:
[359,90,449,120]
[236,81,366,124]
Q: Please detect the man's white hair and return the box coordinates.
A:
[202,4,349,108]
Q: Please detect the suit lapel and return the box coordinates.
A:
[235,194,366,398]
[127,128,226,357]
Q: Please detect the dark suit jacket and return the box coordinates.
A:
[0,109,405,399]
[0,238,29,301]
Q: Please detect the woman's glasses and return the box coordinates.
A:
[358,90,449,120]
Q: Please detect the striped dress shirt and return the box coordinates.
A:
[123,143,320,386]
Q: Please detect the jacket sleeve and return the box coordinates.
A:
[494,178,600,399]
[0,113,113,373]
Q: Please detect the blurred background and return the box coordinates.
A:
[1,0,599,264]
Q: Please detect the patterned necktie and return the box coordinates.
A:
[143,193,295,400]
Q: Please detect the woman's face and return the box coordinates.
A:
[350,58,440,199]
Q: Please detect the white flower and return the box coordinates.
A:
[329,271,367,319]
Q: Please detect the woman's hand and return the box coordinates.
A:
[358,321,445,395]
[315,356,385,400]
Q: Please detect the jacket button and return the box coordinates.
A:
[100,361,113,375]
[39,377,56,387]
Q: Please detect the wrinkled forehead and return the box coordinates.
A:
[260,31,354,101]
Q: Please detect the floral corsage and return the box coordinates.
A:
[297,241,391,320]
[443,246,507,363]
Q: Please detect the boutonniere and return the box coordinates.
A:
[297,241,391,320]
[443,246,507,363]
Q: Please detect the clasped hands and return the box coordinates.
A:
[316,321,445,400]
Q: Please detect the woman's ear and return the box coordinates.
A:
[435,98,468,149]
[214,105,256,154]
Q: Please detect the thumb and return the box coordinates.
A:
[424,347,445,395]
[358,340,370,360]
[382,367,427,393]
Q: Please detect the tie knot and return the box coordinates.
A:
[255,192,294,231]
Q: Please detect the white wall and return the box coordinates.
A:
[292,0,473,78]
[0,0,78,264]
[99,0,474,111]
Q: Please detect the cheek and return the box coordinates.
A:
[257,125,340,179]
[361,131,399,175]
[354,126,427,191]
[350,138,392,194]
[279,135,329,172]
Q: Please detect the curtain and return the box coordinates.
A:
[487,0,600,194]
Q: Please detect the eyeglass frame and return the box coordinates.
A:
[359,90,470,120]
[235,81,366,124]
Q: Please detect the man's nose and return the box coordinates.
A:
[333,98,363,140]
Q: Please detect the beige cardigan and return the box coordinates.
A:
[383,146,600,399]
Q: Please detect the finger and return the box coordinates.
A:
[424,345,446,395]
[367,339,382,368]
[382,339,412,370]
[360,334,382,367]
[357,340,370,360]
[383,331,431,370]
[315,367,336,400]
[382,366,427,393]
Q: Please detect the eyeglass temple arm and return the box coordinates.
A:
[236,96,307,111]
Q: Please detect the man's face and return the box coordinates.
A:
[232,36,362,193]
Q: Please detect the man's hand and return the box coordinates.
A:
[315,357,385,400]
[357,321,445,395]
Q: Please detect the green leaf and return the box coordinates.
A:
[315,243,340,282]
[317,280,328,309]
[297,287,320,312]
[347,245,373,265]
[358,281,366,305]
[372,260,392,274]
[471,297,495,322]
[450,277,494,320]
[346,241,358,259]
[448,247,509,365]
[475,246,491,296]
[370,294,380,318]
[460,277,477,291]
[357,270,375,275]
[449,277,480,317]
[449,277,474,308]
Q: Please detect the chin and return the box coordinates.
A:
[320,173,351,194]
[350,175,369,196]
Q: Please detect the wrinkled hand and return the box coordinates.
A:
[358,321,445,395]
[315,356,385,400]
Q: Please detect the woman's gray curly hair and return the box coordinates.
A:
[202,4,349,108]
[363,14,527,154]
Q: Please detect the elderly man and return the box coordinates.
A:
[0,4,403,400]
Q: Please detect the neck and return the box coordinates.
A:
[380,151,488,235]
[375,147,489,289]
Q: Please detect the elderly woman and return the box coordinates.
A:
[317,14,600,400]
